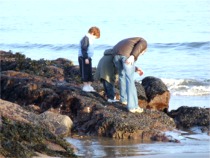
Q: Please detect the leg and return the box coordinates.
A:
[78,56,89,82]
[78,56,83,82]
[104,80,115,100]
[102,79,108,97]
[113,55,127,103]
[78,57,92,92]
[87,58,96,91]
[122,59,139,111]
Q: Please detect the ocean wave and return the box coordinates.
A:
[149,41,210,50]
[162,78,210,96]
[0,43,112,51]
[1,41,209,52]
[0,43,79,51]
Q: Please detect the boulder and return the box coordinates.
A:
[0,99,73,136]
[39,111,73,136]
[0,99,76,158]
[142,76,170,112]
[168,106,210,129]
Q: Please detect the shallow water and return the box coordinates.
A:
[66,129,210,158]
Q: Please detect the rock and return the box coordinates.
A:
[68,94,176,140]
[39,111,73,136]
[142,76,170,112]
[0,114,3,130]
[0,51,177,141]
[0,51,170,113]
[168,106,210,129]
[0,99,77,158]
[0,99,73,136]
[0,119,77,158]
[135,82,148,109]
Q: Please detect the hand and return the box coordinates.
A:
[125,55,134,65]
[85,58,89,64]
[136,67,144,76]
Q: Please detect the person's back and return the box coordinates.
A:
[113,37,147,61]
[95,49,118,102]
[95,49,117,85]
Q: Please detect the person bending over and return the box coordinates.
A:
[113,37,147,113]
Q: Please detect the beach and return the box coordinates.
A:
[0,0,209,157]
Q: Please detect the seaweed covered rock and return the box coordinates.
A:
[68,95,176,140]
[0,50,170,112]
[0,101,77,158]
[0,118,77,158]
[168,106,210,130]
[142,76,170,112]
[135,82,148,109]
[0,51,177,142]
[0,99,73,137]
[0,50,73,81]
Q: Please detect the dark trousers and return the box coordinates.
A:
[101,79,115,100]
[78,56,93,82]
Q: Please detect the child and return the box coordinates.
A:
[78,26,100,92]
[94,49,119,103]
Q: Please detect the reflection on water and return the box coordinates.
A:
[66,132,210,158]
[66,136,150,158]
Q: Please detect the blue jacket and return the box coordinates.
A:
[78,34,94,59]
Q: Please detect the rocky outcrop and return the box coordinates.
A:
[0,100,77,158]
[0,51,176,140]
[0,50,170,112]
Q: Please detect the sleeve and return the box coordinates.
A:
[130,40,143,60]
[80,36,89,59]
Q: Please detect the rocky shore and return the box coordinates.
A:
[0,50,209,158]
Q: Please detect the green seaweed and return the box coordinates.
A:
[0,117,77,158]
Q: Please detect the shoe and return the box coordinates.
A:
[89,85,96,92]
[107,99,119,103]
[135,107,144,113]
[82,85,91,92]
[121,101,127,105]
[129,109,136,113]
[129,107,144,113]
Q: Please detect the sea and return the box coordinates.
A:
[0,0,209,157]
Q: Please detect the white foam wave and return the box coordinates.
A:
[161,78,210,96]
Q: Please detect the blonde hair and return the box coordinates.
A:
[88,26,100,38]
